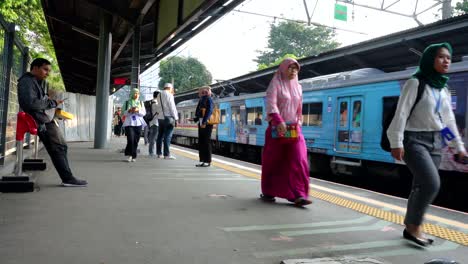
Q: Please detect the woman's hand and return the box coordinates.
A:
[391,148,405,161]
[277,122,287,135]
[200,123,206,128]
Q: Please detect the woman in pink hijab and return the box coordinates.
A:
[260,58,312,206]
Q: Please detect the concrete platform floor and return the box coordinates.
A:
[0,137,466,264]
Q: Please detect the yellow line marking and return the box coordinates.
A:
[172,148,468,246]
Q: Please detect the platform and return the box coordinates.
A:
[0,137,466,264]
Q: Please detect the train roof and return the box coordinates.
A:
[175,13,468,103]
[177,57,468,107]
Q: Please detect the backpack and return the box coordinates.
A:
[380,78,426,152]
[143,100,155,124]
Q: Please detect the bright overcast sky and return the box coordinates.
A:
[141,0,462,86]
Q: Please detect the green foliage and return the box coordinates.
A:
[255,21,340,70]
[0,0,65,90]
[257,54,299,70]
[158,56,212,93]
[454,0,468,15]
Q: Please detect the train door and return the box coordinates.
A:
[231,105,241,143]
[335,96,363,153]
[218,103,231,142]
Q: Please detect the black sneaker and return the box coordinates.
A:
[62,178,88,187]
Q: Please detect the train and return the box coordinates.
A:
[173,57,468,176]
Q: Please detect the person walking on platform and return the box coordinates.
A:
[18,58,87,187]
[147,91,162,157]
[260,58,312,207]
[193,86,214,167]
[156,83,178,159]
[113,107,123,137]
[122,88,146,162]
[387,43,467,246]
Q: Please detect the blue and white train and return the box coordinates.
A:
[173,57,468,175]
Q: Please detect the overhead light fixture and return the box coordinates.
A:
[171,38,183,47]
[192,16,211,31]
[157,53,164,57]
[223,0,235,6]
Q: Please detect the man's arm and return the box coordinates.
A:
[18,78,57,111]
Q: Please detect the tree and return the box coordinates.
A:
[158,56,212,93]
[0,0,65,90]
[454,0,468,15]
[258,54,299,70]
[255,21,340,70]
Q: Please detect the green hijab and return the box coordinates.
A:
[124,88,141,111]
[412,42,452,89]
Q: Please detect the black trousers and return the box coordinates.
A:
[198,124,213,163]
[38,121,74,182]
[125,126,142,158]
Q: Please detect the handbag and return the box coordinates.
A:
[200,98,220,125]
[271,122,298,139]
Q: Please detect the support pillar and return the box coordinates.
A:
[442,0,452,19]
[94,12,112,149]
[131,24,141,90]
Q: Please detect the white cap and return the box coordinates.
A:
[164,83,173,89]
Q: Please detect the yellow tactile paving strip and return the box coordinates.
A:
[173,148,468,246]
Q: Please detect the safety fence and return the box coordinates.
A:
[0,13,113,166]
[0,14,30,165]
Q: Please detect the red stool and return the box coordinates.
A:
[16,112,47,171]
[0,112,44,192]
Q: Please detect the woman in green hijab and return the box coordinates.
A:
[387,43,466,246]
[122,88,147,162]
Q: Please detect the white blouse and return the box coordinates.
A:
[387,78,465,153]
[122,101,147,128]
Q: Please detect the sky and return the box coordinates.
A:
[140,0,461,91]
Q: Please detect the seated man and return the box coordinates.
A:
[17,58,87,187]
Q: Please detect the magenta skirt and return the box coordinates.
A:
[261,125,310,200]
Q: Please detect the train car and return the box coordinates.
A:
[173,57,468,175]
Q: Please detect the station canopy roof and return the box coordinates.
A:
[175,13,468,103]
[41,0,244,95]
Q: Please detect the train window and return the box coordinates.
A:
[302,102,323,127]
[339,102,348,127]
[352,101,362,128]
[246,107,263,125]
[220,109,226,124]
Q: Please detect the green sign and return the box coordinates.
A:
[334,3,347,21]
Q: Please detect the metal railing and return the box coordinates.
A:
[0,14,30,165]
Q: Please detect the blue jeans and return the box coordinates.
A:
[148,125,159,156]
[156,118,174,157]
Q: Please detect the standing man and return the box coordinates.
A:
[18,58,87,187]
[156,83,178,159]
[147,90,162,157]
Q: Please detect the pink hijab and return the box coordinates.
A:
[265,58,302,123]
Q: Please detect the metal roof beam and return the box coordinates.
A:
[84,0,138,24]
[112,0,157,63]
[46,14,99,40]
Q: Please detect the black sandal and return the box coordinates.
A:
[260,194,276,202]
[403,229,434,247]
[294,197,312,207]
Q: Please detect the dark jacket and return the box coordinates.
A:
[17,72,57,124]
[194,96,213,125]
